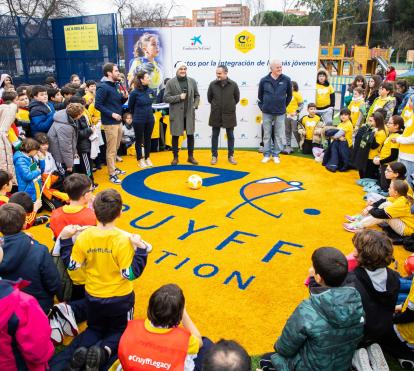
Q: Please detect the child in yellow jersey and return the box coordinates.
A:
[283,81,304,154]
[363,112,387,179]
[0,170,12,206]
[323,108,354,172]
[344,179,414,236]
[366,82,396,123]
[298,103,323,154]
[66,189,150,368]
[401,95,413,127]
[315,69,335,125]
[373,115,404,191]
[393,279,414,367]
[16,91,30,137]
[348,87,366,129]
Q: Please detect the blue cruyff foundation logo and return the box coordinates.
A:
[121,165,304,219]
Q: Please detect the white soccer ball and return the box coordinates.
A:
[188,174,203,190]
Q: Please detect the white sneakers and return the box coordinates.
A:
[49,302,79,345]
[139,158,154,169]
[352,344,389,371]
[261,156,280,164]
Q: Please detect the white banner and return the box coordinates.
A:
[124,26,320,148]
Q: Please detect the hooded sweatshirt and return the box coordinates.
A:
[271,286,364,371]
[345,266,400,344]
[48,110,78,168]
[0,279,54,371]
[0,232,60,313]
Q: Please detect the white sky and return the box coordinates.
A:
[82,0,288,18]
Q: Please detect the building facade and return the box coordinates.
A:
[192,4,250,27]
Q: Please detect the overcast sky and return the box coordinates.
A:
[82,0,288,18]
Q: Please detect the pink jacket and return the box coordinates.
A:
[0,279,54,371]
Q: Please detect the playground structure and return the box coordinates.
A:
[318,0,391,76]
[319,44,391,76]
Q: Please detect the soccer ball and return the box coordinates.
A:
[188,174,203,190]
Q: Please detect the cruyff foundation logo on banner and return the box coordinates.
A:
[235,30,255,53]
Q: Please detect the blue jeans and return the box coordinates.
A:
[263,113,285,157]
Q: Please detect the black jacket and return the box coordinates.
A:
[0,232,61,313]
[207,78,240,128]
[258,73,292,115]
[76,115,93,153]
[345,267,400,345]
[350,125,375,171]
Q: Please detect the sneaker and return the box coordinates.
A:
[114,167,126,175]
[211,156,217,165]
[261,156,271,163]
[53,302,79,337]
[139,159,147,169]
[69,347,88,371]
[116,155,123,162]
[353,348,374,371]
[273,156,281,164]
[228,156,237,165]
[85,346,107,371]
[399,359,414,369]
[345,214,362,223]
[109,175,122,184]
[49,316,64,345]
[366,343,389,371]
[34,215,49,226]
[343,222,363,233]
[145,158,153,167]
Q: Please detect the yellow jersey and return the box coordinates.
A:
[337,119,354,147]
[301,115,321,140]
[402,104,413,126]
[348,98,365,127]
[384,196,414,236]
[316,83,334,108]
[380,133,400,161]
[395,280,414,344]
[399,115,414,156]
[368,129,387,160]
[367,96,395,119]
[70,227,136,298]
[286,91,304,115]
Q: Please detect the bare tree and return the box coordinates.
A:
[113,0,177,28]
[241,0,265,26]
[389,30,414,64]
[0,0,82,37]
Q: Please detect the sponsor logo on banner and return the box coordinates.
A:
[283,35,305,49]
[235,30,255,53]
[240,98,249,106]
[183,35,211,51]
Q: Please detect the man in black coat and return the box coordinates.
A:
[207,65,240,165]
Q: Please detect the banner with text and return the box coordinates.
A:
[123,26,320,147]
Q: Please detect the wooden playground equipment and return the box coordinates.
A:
[318,0,391,76]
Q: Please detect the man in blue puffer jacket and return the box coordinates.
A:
[29,85,55,136]
[258,60,292,165]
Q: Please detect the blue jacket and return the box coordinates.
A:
[0,232,60,314]
[128,86,155,124]
[95,77,127,125]
[258,73,292,115]
[13,151,43,202]
[398,88,414,115]
[28,100,55,135]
